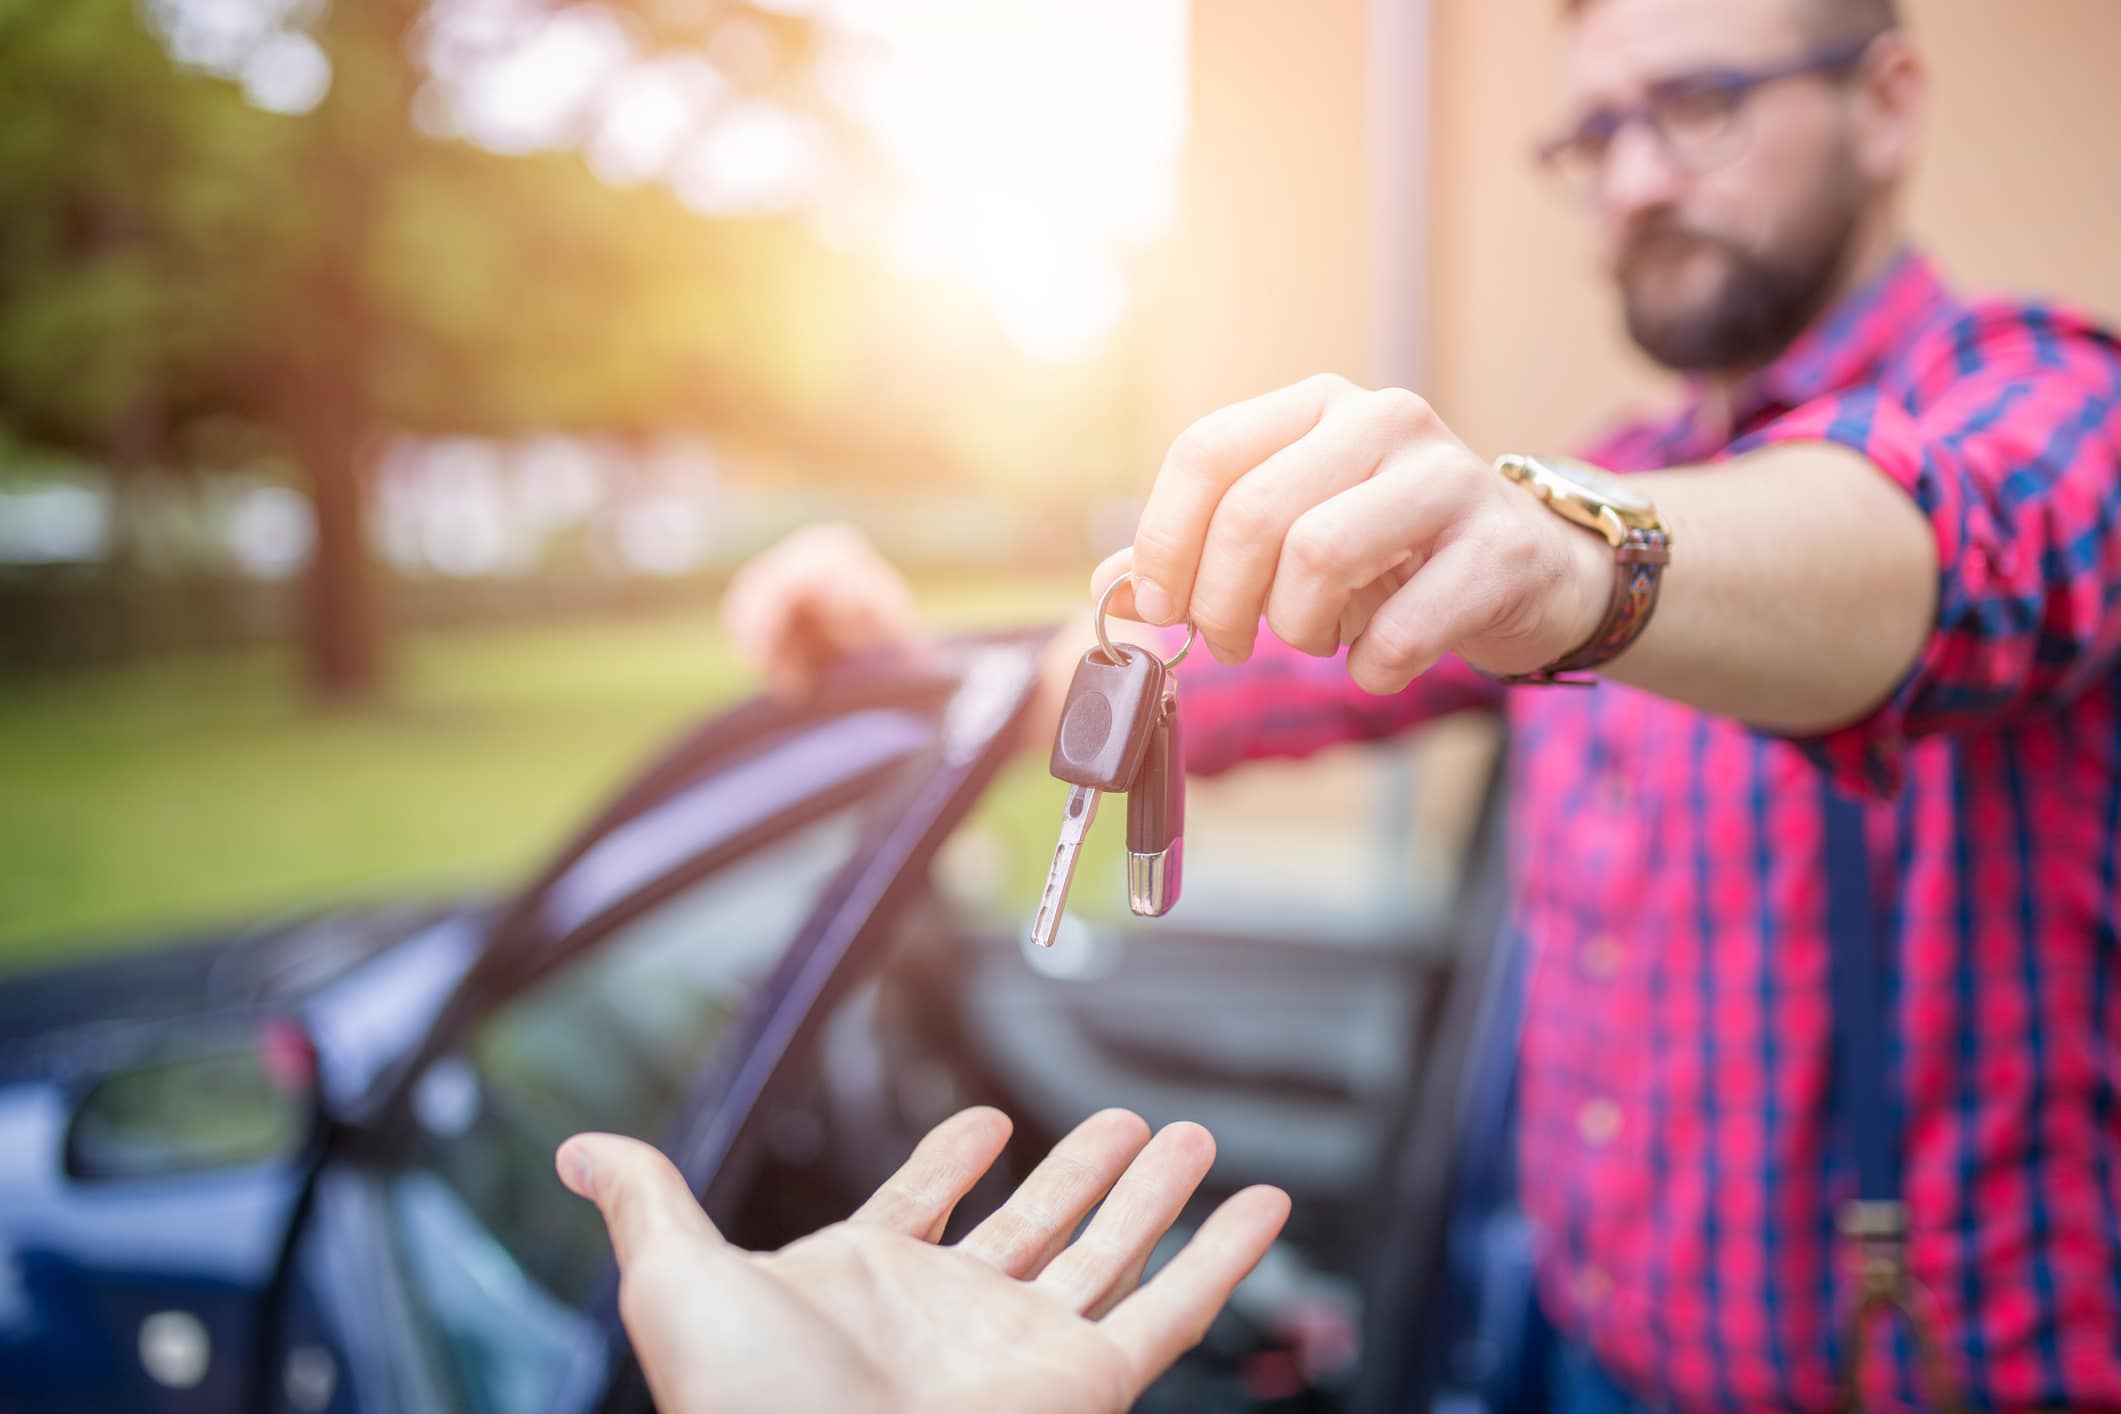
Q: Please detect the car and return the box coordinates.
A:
[0,628,1533,1414]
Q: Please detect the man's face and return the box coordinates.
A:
[1557,0,1877,374]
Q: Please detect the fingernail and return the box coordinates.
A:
[1133,578,1173,625]
[564,1149,595,1197]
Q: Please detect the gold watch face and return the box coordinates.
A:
[1554,459,1656,515]
[1498,454,1666,540]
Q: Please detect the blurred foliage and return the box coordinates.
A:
[0,0,284,454]
[0,0,1149,698]
[0,0,844,694]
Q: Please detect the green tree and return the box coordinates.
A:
[250,0,848,697]
[0,0,848,698]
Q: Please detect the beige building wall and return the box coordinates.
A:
[1143,0,1376,444]
[1155,0,2121,463]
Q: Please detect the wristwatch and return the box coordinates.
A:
[1489,453,1671,687]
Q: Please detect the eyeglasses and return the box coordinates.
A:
[1535,33,1881,193]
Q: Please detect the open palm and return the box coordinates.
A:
[558,1107,1291,1413]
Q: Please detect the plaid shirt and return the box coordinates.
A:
[1175,251,2121,1411]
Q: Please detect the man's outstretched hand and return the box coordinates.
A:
[556,1107,1291,1414]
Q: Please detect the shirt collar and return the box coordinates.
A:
[1680,247,1956,448]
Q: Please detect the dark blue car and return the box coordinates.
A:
[0,631,1531,1414]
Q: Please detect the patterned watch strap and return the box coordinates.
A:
[1492,527,1671,687]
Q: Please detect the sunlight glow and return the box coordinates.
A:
[417,0,1190,362]
[824,0,1189,361]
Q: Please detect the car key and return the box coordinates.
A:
[1030,642,1166,948]
[1126,673,1184,916]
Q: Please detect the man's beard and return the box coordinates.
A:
[1616,185,1864,376]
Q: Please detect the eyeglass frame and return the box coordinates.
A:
[1534,31,1885,185]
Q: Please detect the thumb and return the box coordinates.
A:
[557,1132,726,1267]
[1088,547,1139,622]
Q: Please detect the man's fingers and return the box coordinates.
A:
[1187,411,1392,662]
[849,1106,1013,1242]
[724,551,835,697]
[1088,549,1186,645]
[1131,376,1340,627]
[718,561,784,666]
[761,578,922,697]
[958,1108,1151,1277]
[1261,448,1466,657]
[1032,1121,1217,1315]
[816,554,922,652]
[1099,1185,1292,1395]
[1336,556,1418,649]
[1088,547,1137,620]
[556,1133,725,1269]
[1085,550,1196,670]
[1345,537,1507,694]
[719,524,925,701]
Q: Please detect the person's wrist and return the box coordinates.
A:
[1555,519,1616,663]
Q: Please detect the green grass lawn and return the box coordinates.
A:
[0,576,1082,972]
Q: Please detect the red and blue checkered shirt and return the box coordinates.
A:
[1174,250,2121,1411]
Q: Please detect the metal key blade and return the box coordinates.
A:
[1030,784,1101,948]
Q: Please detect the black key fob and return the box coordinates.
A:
[1049,644,1165,794]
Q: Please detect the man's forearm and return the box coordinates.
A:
[1101,372,1945,739]
[1597,441,1938,735]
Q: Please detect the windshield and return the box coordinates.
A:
[387,805,872,1414]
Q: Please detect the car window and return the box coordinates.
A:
[386,806,871,1414]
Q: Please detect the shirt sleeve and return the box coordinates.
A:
[1176,627,1504,778]
[1730,303,2121,796]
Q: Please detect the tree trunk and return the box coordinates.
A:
[298,402,384,699]
[287,0,415,703]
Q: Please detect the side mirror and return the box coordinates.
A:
[66,1019,318,1180]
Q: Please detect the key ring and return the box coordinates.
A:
[1095,571,1196,670]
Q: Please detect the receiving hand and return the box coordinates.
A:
[556,1107,1291,1414]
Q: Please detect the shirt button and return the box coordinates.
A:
[1576,1265,1613,1309]
[1583,935,1622,978]
[1578,1097,1623,1146]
